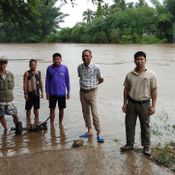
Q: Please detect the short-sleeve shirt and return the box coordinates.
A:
[78,63,103,90]
[123,69,157,101]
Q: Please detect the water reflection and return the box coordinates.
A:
[59,124,66,144]
[24,132,43,154]
[0,131,8,156]
[0,131,24,157]
[49,124,67,148]
[50,125,57,146]
[123,152,139,175]
[121,151,155,175]
[11,134,24,156]
[0,121,69,157]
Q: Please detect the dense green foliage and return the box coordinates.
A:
[0,0,175,43]
[56,0,175,43]
[0,0,67,42]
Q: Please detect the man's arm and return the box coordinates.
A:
[97,65,104,84]
[45,68,50,100]
[149,88,157,115]
[77,66,81,78]
[99,78,104,84]
[23,72,28,100]
[65,67,70,99]
[122,86,129,113]
[40,79,44,98]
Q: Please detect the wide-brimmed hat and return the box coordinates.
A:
[0,56,8,64]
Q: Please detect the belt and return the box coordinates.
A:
[128,96,150,104]
[80,88,96,93]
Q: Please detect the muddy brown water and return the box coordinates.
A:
[0,44,175,174]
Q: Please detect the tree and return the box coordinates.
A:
[96,0,104,18]
[0,0,40,24]
[135,0,148,7]
[164,0,175,19]
[102,3,110,17]
[150,0,173,41]
[0,0,68,42]
[71,23,86,42]
[110,0,126,13]
[162,0,175,42]
[37,2,68,38]
[83,9,95,23]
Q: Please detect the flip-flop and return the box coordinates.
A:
[79,133,93,138]
[97,135,104,143]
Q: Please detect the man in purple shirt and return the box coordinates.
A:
[45,53,70,125]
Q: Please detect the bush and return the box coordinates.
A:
[92,31,109,43]
[80,34,92,43]
[45,33,59,42]
[139,35,165,44]
[109,29,120,43]
[121,34,133,44]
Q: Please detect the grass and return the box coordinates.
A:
[152,142,175,172]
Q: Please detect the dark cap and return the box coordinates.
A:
[0,56,8,64]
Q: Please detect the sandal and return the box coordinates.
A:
[97,135,104,142]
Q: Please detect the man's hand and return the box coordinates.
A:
[149,106,155,115]
[66,93,70,100]
[122,104,127,113]
[24,94,29,100]
[46,95,50,100]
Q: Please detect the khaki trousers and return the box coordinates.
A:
[80,89,101,131]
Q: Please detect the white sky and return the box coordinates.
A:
[56,0,163,28]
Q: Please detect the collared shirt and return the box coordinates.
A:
[123,68,157,101]
[45,64,70,96]
[78,63,103,90]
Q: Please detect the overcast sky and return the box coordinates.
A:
[56,0,163,28]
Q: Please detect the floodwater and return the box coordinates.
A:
[0,44,175,174]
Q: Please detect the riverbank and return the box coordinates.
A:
[0,140,174,175]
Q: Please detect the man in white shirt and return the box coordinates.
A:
[78,49,104,142]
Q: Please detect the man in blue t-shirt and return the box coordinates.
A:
[45,53,70,125]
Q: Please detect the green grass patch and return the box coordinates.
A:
[152,142,175,172]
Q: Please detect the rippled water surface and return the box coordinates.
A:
[0,43,175,157]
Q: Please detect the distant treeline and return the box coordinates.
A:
[0,0,175,43]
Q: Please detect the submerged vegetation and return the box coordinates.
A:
[134,113,175,172]
[151,112,175,140]
[151,113,175,172]
[152,142,175,172]
[0,0,175,43]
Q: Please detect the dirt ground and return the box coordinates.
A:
[0,142,174,175]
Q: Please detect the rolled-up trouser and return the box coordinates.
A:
[125,100,150,146]
[80,89,101,132]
